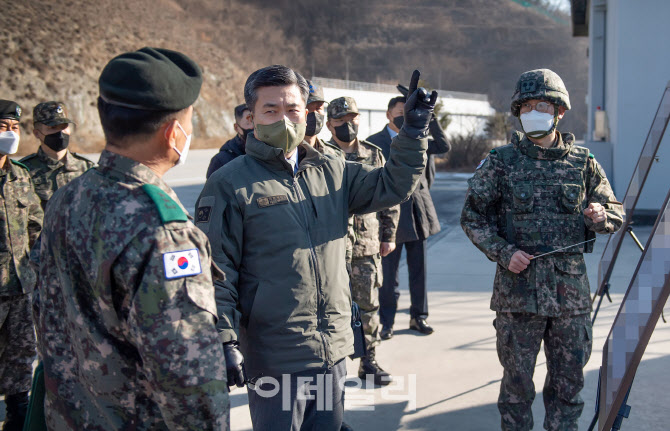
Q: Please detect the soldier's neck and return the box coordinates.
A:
[41,143,67,161]
[0,155,6,170]
[335,138,358,153]
[528,131,558,149]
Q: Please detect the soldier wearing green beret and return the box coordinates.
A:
[461,69,625,431]
[19,101,95,211]
[326,96,400,387]
[0,99,43,431]
[35,48,229,429]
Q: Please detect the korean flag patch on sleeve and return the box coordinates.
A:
[163,249,202,279]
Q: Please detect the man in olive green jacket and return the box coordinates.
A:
[196,66,436,430]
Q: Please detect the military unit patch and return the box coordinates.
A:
[476,158,488,170]
[163,249,202,279]
[196,206,212,223]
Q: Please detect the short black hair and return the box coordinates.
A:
[234,103,249,122]
[387,96,406,112]
[244,65,309,112]
[97,97,183,147]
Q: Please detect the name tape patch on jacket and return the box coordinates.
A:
[163,249,202,279]
[257,194,289,208]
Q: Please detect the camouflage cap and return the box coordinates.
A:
[33,101,74,126]
[327,96,358,119]
[307,81,325,105]
[0,100,22,121]
[510,68,571,117]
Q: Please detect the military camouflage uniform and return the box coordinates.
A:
[20,147,94,210]
[0,159,42,397]
[330,138,400,350]
[37,150,229,430]
[461,131,624,431]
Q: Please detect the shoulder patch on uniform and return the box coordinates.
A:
[589,153,595,159]
[257,194,289,208]
[72,152,96,164]
[476,158,488,170]
[489,149,497,154]
[361,139,383,153]
[141,184,187,224]
[10,159,30,171]
[163,249,202,279]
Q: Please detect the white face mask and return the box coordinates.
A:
[520,111,555,139]
[0,131,20,155]
[173,122,192,166]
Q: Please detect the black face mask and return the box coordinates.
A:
[392,115,404,131]
[44,131,70,152]
[334,121,358,143]
[305,111,325,137]
[238,127,253,144]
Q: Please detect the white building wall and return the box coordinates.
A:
[590,0,670,212]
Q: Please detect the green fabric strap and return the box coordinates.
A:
[23,362,46,431]
[141,184,188,224]
[10,159,30,171]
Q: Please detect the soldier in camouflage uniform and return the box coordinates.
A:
[327,96,400,386]
[36,48,229,430]
[460,69,624,431]
[0,100,43,431]
[20,102,94,211]
[303,80,342,157]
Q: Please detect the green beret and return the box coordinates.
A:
[0,100,22,121]
[99,47,202,111]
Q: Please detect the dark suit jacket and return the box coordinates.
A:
[206,134,246,178]
[367,119,450,243]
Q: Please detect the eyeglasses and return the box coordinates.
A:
[520,101,554,114]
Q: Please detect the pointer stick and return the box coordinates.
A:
[529,238,597,260]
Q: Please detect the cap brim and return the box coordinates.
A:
[330,110,358,119]
[39,118,76,127]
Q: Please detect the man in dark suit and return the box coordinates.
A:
[206,103,253,178]
[367,96,449,338]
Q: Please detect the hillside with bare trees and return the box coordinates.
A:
[0,0,586,155]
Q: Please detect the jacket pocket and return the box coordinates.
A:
[560,184,582,213]
[512,183,534,214]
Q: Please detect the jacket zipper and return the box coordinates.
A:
[293,175,332,368]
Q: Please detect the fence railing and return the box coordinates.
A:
[311,77,489,102]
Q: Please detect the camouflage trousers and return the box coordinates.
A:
[0,294,37,395]
[494,312,592,431]
[350,255,382,350]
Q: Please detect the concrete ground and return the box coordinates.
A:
[3,151,668,430]
[223,171,670,431]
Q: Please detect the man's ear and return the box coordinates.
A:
[386,111,393,122]
[33,128,41,141]
[557,106,567,120]
[162,119,179,150]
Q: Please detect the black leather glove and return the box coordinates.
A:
[223,341,246,388]
[400,70,438,140]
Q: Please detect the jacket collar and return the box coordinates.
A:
[513,130,574,160]
[246,134,329,176]
[96,150,187,213]
[36,146,81,172]
[222,134,246,155]
[327,138,371,161]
